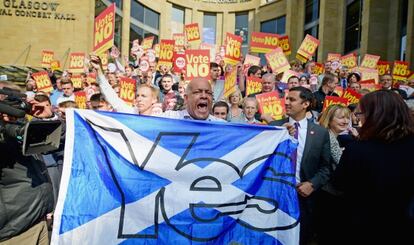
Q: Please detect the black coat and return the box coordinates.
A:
[332,136,414,244]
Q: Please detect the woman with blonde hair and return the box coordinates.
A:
[227,89,245,123]
[316,104,352,245]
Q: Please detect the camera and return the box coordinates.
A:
[0,88,62,155]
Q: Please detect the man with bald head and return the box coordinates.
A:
[162,78,224,121]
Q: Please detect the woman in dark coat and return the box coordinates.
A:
[332,90,414,245]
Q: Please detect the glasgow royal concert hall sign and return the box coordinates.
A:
[0,0,76,20]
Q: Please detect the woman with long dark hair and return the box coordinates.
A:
[332,90,414,245]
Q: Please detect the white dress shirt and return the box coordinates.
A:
[289,117,308,183]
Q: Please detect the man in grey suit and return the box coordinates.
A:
[270,86,331,245]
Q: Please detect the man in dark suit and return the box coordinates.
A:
[270,86,331,245]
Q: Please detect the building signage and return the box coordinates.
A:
[0,0,76,20]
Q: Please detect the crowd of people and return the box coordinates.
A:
[1,46,414,245]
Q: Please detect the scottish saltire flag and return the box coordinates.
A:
[52,109,300,245]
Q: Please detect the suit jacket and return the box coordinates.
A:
[269,118,331,190]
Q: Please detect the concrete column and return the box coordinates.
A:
[184,7,192,24]
[222,12,235,46]
[121,0,131,63]
[216,12,224,46]
[159,2,172,39]
[317,0,345,61]
[286,0,304,59]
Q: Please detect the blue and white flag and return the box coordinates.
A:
[52,110,299,244]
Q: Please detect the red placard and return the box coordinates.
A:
[256,91,285,120]
[327,53,341,62]
[87,73,97,85]
[142,36,155,51]
[173,33,185,51]
[139,56,150,73]
[377,61,391,76]
[340,53,357,69]
[296,34,320,62]
[246,76,262,96]
[265,47,291,74]
[68,52,86,73]
[119,77,136,106]
[312,62,324,75]
[173,52,186,73]
[392,61,410,81]
[50,60,61,71]
[243,54,261,75]
[93,3,115,54]
[360,54,380,69]
[341,88,362,105]
[74,91,87,109]
[250,32,279,53]
[277,35,291,55]
[71,74,83,89]
[360,79,381,92]
[224,67,237,98]
[185,49,210,80]
[32,71,53,93]
[41,50,54,68]
[158,39,175,68]
[185,23,201,42]
[323,96,348,111]
[224,33,243,65]
[334,86,344,97]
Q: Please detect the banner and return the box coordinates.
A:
[119,77,136,106]
[296,34,319,63]
[250,32,279,53]
[392,61,410,81]
[323,96,348,111]
[93,3,115,55]
[142,36,155,51]
[360,54,380,69]
[74,91,87,109]
[32,71,53,93]
[246,76,262,96]
[158,39,175,68]
[185,49,210,80]
[327,53,341,62]
[52,109,299,244]
[377,61,391,76]
[71,74,83,89]
[173,52,186,73]
[278,35,291,56]
[173,33,185,51]
[265,47,291,74]
[340,53,357,69]
[41,50,54,68]
[223,66,237,99]
[256,91,285,120]
[68,52,86,73]
[341,88,362,105]
[185,23,201,43]
[224,33,243,65]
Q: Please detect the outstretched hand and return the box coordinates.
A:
[89,54,103,72]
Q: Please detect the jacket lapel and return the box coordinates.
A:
[301,120,314,165]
